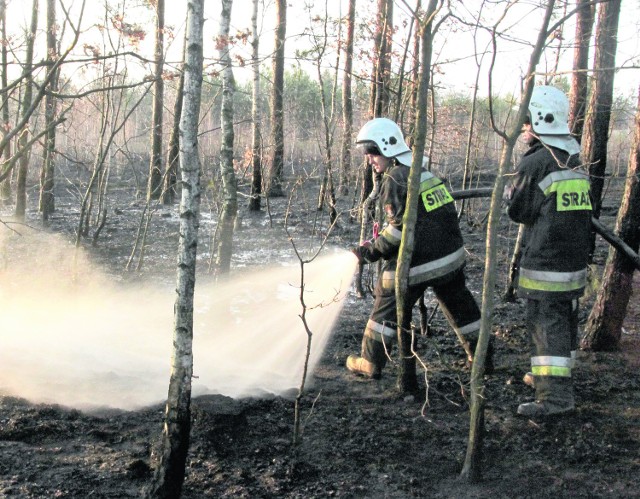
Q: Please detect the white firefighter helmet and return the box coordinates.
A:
[356,118,411,161]
[527,86,580,155]
[528,85,571,136]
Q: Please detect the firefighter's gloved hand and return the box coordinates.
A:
[351,240,375,264]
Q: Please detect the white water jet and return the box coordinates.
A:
[0,228,356,410]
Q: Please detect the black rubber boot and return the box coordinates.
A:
[517,376,575,417]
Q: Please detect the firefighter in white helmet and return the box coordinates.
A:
[346,117,491,383]
[504,85,592,417]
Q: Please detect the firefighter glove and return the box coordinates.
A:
[351,240,375,264]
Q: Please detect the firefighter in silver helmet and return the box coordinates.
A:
[346,117,491,381]
[505,85,592,417]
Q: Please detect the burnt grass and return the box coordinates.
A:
[1,176,640,498]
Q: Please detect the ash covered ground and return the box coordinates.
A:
[1,180,639,498]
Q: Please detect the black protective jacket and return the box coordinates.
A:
[364,163,465,289]
[507,141,592,300]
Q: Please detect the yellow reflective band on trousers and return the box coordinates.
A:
[538,170,592,212]
[381,247,465,289]
[518,267,587,293]
[531,355,572,378]
[365,319,396,343]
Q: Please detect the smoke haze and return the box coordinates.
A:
[0,227,356,411]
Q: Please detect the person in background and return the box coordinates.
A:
[504,85,592,417]
[346,117,492,381]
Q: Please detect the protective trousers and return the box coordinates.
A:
[361,269,481,369]
[526,298,578,408]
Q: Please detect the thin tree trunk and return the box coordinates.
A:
[248,0,262,211]
[569,0,595,141]
[582,0,621,258]
[0,0,9,204]
[370,0,393,118]
[147,0,165,201]
[215,0,238,276]
[146,2,204,496]
[339,0,355,196]
[461,0,556,482]
[15,0,38,221]
[396,0,438,395]
[39,0,58,222]
[582,85,640,351]
[161,33,186,206]
[408,0,421,127]
[504,224,524,302]
[267,0,286,197]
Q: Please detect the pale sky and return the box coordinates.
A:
[6,0,640,98]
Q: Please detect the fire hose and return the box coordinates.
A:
[450,187,640,271]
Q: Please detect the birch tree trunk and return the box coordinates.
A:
[395,0,438,395]
[15,0,38,221]
[39,0,58,222]
[215,0,238,276]
[461,0,556,482]
[582,85,640,351]
[267,0,286,197]
[146,1,204,496]
[248,0,262,211]
[147,0,165,201]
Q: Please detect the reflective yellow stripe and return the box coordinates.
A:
[531,365,571,377]
[538,171,592,212]
[518,268,586,293]
[531,355,572,377]
[381,247,465,288]
[419,173,440,191]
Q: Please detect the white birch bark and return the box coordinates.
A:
[147,1,204,496]
[215,0,238,275]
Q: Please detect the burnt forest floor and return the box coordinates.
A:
[1,174,640,498]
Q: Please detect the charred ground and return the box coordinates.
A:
[1,177,639,498]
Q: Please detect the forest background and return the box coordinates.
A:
[1,0,640,497]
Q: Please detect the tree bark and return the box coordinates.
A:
[568,0,595,142]
[582,85,640,351]
[248,0,262,211]
[215,0,238,276]
[39,0,58,222]
[0,0,9,205]
[461,0,556,482]
[395,0,438,395]
[338,0,356,196]
[146,1,204,496]
[15,0,38,221]
[582,0,621,257]
[267,0,286,197]
[370,0,393,118]
[161,33,186,206]
[147,0,165,201]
